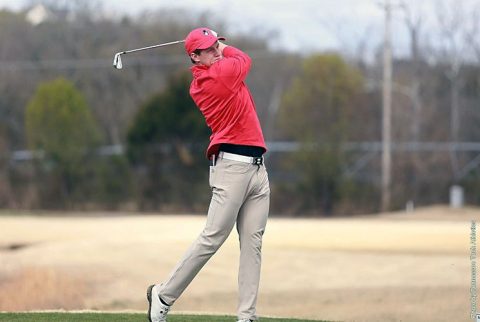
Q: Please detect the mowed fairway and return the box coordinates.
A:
[0,312,325,322]
[0,206,475,321]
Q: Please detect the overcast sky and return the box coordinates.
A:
[0,0,478,56]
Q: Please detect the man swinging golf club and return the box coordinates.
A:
[147,27,270,322]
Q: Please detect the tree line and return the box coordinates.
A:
[1,1,480,215]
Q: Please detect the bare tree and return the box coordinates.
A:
[400,0,425,141]
[433,0,469,178]
[397,1,427,204]
[465,4,480,81]
[466,7,480,63]
[320,19,378,71]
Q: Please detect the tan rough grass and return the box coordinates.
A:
[0,267,89,311]
[0,206,477,321]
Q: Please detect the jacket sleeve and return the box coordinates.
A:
[213,46,252,91]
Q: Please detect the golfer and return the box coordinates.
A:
[147,27,270,322]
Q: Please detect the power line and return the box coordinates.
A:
[0,50,283,71]
[0,55,186,71]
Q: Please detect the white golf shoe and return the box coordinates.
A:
[147,284,171,322]
[237,319,254,322]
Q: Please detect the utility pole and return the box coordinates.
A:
[381,0,393,212]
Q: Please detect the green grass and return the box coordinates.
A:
[0,313,329,322]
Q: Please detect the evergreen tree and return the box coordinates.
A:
[127,71,210,211]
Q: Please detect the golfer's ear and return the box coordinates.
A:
[190,53,200,63]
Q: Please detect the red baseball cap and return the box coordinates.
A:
[185,27,226,55]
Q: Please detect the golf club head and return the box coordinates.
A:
[113,53,123,69]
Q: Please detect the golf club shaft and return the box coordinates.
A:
[122,40,185,55]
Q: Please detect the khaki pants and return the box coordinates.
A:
[157,156,270,320]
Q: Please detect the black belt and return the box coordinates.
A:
[219,143,264,157]
[209,144,264,166]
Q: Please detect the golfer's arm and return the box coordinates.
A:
[216,44,251,89]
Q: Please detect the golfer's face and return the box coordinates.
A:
[194,42,222,66]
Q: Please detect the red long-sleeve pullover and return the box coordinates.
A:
[189,46,267,159]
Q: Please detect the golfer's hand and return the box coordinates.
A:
[210,29,227,53]
[218,41,227,53]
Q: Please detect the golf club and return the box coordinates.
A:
[113,39,185,69]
